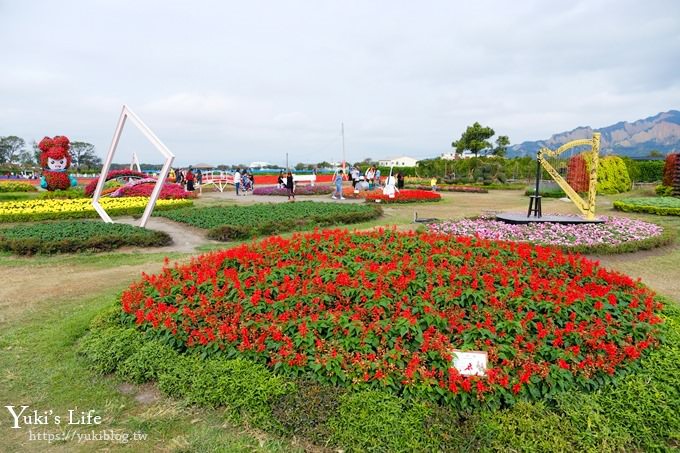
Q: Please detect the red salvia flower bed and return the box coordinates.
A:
[121,229,662,408]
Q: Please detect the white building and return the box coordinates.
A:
[378,156,419,167]
[441,151,476,160]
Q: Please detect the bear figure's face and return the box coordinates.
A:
[48,157,67,170]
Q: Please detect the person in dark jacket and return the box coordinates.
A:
[396,171,405,189]
[286,171,295,201]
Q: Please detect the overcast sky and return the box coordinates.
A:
[1,0,679,166]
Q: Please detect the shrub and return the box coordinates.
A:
[186,357,293,427]
[0,181,37,192]
[156,202,382,240]
[77,326,144,374]
[363,189,442,203]
[271,381,345,444]
[0,220,172,254]
[614,197,680,216]
[656,184,674,196]
[38,188,85,199]
[156,354,203,398]
[118,340,180,384]
[663,153,679,187]
[593,155,631,194]
[623,158,665,183]
[328,391,432,452]
[523,188,567,198]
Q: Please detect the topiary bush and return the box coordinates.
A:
[662,153,679,187]
[566,154,589,192]
[593,155,631,194]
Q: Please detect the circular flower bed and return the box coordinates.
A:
[427,216,670,253]
[342,188,441,203]
[84,170,147,196]
[253,185,334,196]
[121,229,662,409]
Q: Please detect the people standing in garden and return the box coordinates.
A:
[277,170,285,188]
[234,169,242,196]
[397,171,405,189]
[375,168,381,186]
[196,168,202,186]
[430,176,437,192]
[286,171,295,201]
[332,169,345,200]
[365,166,375,189]
[185,167,195,191]
[351,166,360,189]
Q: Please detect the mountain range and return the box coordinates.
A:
[508,110,680,157]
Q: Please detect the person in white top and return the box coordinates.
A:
[234,170,242,196]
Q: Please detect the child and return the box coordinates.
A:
[430,177,437,192]
[332,170,345,200]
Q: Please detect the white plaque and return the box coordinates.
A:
[452,350,488,376]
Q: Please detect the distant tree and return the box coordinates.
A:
[452,122,495,157]
[294,162,306,171]
[0,136,27,164]
[70,141,101,171]
[494,135,510,157]
[648,149,663,158]
[316,161,331,169]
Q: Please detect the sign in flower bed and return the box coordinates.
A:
[0,220,171,254]
[154,202,381,241]
[253,185,334,196]
[342,188,441,203]
[121,229,662,409]
[614,197,680,216]
[0,197,192,222]
[427,216,671,253]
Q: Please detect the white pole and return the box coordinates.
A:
[341,122,346,176]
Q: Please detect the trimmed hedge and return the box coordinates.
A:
[155,202,382,241]
[0,220,172,254]
[78,300,680,451]
[592,155,632,194]
[614,197,680,216]
[0,181,37,192]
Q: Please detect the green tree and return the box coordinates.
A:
[452,122,495,157]
[494,135,510,157]
[294,162,306,171]
[0,136,28,164]
[70,141,101,171]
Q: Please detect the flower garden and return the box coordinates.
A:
[428,216,674,253]
[0,197,192,222]
[342,187,442,203]
[121,229,662,406]
[253,185,334,196]
[2,168,680,451]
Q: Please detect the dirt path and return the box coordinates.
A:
[116,216,221,254]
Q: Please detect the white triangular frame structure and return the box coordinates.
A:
[92,105,175,228]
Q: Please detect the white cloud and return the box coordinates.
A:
[0,0,679,165]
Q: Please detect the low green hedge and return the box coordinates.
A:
[0,181,37,192]
[656,185,674,197]
[77,300,680,452]
[614,197,680,216]
[0,220,172,254]
[38,188,86,199]
[524,188,568,198]
[155,202,382,241]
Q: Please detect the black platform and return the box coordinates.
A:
[495,213,605,225]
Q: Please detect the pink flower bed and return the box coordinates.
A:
[428,216,664,249]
